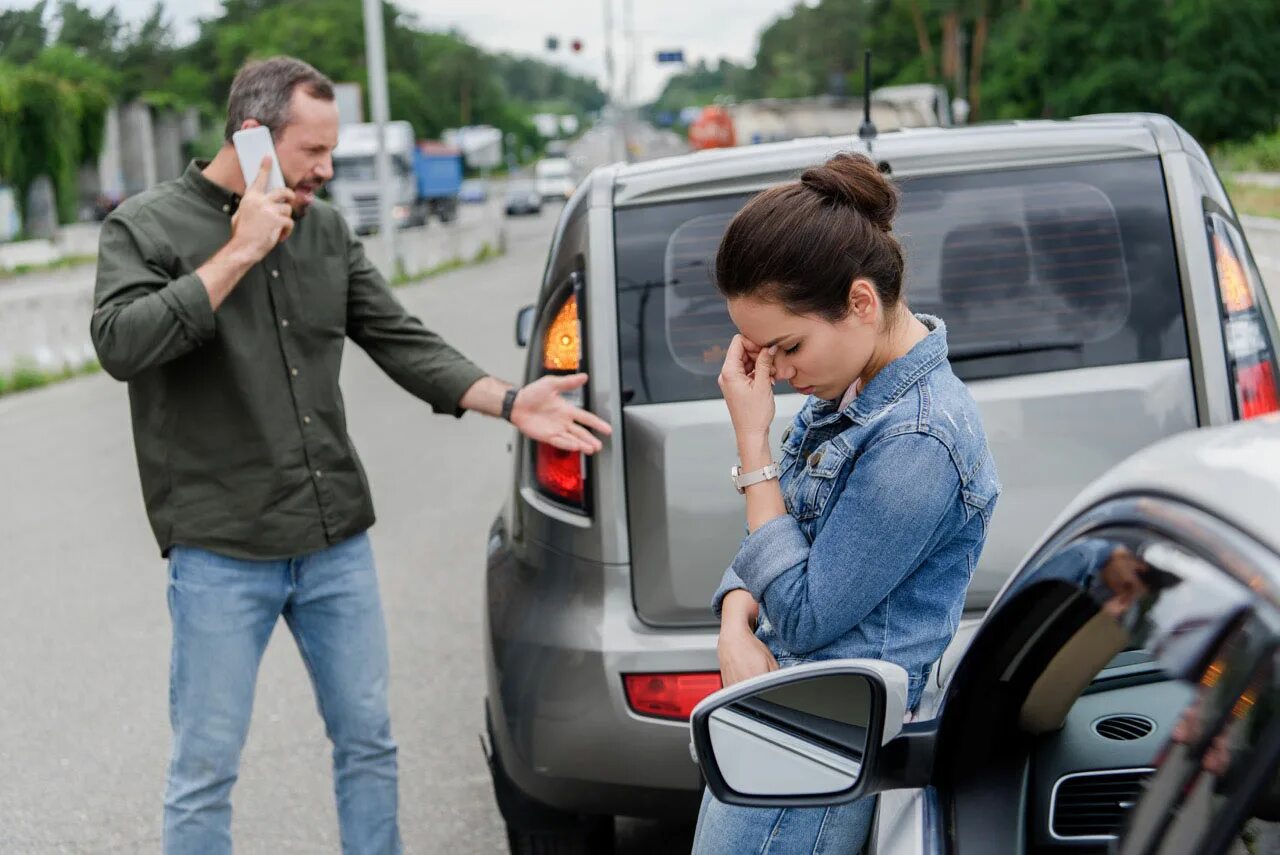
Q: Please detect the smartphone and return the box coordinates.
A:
[231,126,285,192]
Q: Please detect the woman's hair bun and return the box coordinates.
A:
[800,152,898,232]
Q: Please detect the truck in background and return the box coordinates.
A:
[686,85,952,151]
[328,120,462,234]
[533,157,574,201]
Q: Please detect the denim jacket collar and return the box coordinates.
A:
[811,314,949,426]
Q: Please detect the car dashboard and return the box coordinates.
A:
[1028,651,1192,853]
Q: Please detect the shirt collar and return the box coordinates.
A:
[182,160,241,214]
[811,313,950,425]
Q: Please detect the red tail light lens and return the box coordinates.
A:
[1208,214,1280,420]
[623,672,723,721]
[1238,361,1280,420]
[532,281,590,510]
[535,442,585,505]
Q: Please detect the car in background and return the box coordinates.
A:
[460,178,489,204]
[484,114,1280,851]
[534,157,574,201]
[504,181,543,217]
[692,415,1280,854]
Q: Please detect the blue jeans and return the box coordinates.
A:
[692,787,875,855]
[163,532,400,854]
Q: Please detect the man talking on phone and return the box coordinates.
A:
[90,56,610,854]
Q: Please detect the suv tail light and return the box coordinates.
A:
[532,279,590,510]
[623,672,723,721]
[1208,214,1280,420]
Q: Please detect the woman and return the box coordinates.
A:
[692,152,1001,854]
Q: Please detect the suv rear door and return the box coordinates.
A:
[616,155,1198,627]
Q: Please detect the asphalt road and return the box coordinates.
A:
[0,206,695,853]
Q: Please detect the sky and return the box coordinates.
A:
[17,0,808,103]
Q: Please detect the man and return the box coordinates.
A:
[90,56,610,854]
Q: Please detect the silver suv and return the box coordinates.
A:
[482,114,1280,852]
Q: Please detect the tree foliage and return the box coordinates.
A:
[652,0,1280,146]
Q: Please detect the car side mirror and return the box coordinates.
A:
[690,660,920,808]
[515,305,536,348]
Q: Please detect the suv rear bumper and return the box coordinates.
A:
[485,528,717,821]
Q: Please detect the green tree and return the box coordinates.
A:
[0,1,48,65]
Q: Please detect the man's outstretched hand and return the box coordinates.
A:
[511,373,612,454]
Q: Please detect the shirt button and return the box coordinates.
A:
[290,368,298,377]
[303,415,312,424]
[271,269,280,279]
[280,318,289,328]
[314,470,323,479]
[808,451,824,468]
[221,204,230,213]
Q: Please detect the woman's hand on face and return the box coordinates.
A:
[718,335,777,444]
[717,624,780,687]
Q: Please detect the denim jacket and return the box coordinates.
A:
[712,315,1000,709]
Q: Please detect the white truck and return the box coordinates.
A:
[328,120,461,234]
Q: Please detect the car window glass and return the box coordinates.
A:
[615,157,1187,405]
[1007,531,1279,852]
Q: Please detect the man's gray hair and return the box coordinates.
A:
[223,56,335,142]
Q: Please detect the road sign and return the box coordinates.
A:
[655,50,684,64]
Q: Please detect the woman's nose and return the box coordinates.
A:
[773,358,795,380]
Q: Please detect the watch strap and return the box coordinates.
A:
[501,387,520,422]
[732,462,782,493]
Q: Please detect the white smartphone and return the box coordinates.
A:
[231,126,285,192]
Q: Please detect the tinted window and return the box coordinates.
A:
[614,157,1187,406]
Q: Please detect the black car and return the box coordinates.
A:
[504,181,543,217]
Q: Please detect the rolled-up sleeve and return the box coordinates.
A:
[343,226,487,416]
[90,214,216,380]
[732,432,963,653]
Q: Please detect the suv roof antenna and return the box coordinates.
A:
[858,48,877,149]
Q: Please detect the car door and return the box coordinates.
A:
[931,493,1280,854]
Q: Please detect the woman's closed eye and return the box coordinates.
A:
[783,342,802,355]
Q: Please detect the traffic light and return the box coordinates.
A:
[571,39,583,53]
[546,36,559,52]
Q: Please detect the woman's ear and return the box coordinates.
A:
[847,278,878,323]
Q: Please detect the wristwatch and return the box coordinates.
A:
[731,462,781,494]
[501,387,520,422]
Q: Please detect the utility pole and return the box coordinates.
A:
[603,0,615,105]
[362,0,399,274]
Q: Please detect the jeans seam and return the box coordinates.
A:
[761,809,787,855]
[289,615,333,740]
[810,806,834,855]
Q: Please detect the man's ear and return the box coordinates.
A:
[240,119,261,131]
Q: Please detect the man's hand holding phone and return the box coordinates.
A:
[196,156,296,311]
[230,156,295,262]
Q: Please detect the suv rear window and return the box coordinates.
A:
[614,157,1187,406]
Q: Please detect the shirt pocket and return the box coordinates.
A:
[783,440,849,521]
[295,253,349,334]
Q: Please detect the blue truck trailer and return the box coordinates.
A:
[413,142,462,224]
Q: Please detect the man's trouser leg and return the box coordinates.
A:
[284,532,401,855]
[163,546,287,854]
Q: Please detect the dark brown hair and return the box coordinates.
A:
[223,56,335,142]
[715,152,905,322]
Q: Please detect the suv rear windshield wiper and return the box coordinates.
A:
[949,339,1084,362]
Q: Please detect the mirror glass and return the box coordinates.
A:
[708,674,873,797]
[515,305,536,347]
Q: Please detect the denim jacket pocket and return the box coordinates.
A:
[784,441,849,521]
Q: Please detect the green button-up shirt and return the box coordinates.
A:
[91,160,487,559]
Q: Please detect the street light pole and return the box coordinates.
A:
[362,0,399,274]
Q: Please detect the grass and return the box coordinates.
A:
[390,240,505,288]
[0,253,98,280]
[1213,129,1280,175]
[1223,179,1280,220]
[0,358,101,399]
